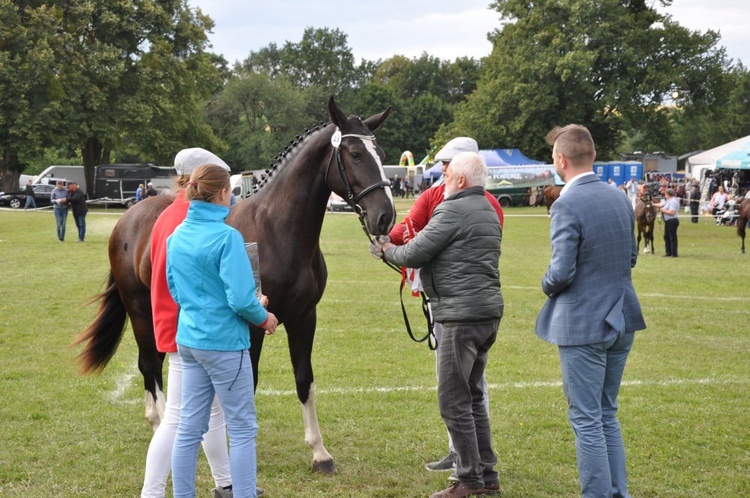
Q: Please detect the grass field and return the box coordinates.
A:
[0,200,748,497]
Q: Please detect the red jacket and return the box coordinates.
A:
[389,184,504,245]
[150,191,190,353]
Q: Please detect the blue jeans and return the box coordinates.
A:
[54,209,68,240]
[437,320,499,489]
[173,347,258,498]
[73,214,86,241]
[559,331,635,498]
[25,195,36,209]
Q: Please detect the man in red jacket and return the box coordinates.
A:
[387,137,504,477]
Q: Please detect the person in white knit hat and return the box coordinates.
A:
[144,148,265,498]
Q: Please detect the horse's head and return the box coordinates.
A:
[326,96,396,235]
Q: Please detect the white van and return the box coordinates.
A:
[34,165,87,194]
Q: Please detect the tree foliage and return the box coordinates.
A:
[449,0,731,160]
[204,71,314,170]
[0,1,65,190]
[53,0,224,188]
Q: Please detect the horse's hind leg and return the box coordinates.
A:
[129,307,166,430]
[285,311,335,474]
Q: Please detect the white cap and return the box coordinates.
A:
[174,148,230,175]
[147,182,153,186]
[434,137,478,163]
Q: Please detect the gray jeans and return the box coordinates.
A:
[434,322,491,454]
[437,320,499,488]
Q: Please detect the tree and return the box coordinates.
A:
[0,1,66,191]
[205,72,314,170]
[55,0,224,190]
[450,0,730,159]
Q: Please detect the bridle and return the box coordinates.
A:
[324,127,391,243]
[324,127,436,350]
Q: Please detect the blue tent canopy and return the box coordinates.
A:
[483,148,543,165]
[424,163,444,179]
[423,148,540,181]
[716,144,750,169]
[479,150,512,167]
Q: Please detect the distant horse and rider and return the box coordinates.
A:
[74,97,396,473]
[635,193,659,254]
[542,185,563,215]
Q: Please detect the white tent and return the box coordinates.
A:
[686,135,750,180]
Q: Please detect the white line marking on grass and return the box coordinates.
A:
[325,284,748,302]
[257,376,749,397]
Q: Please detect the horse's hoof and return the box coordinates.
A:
[312,458,336,474]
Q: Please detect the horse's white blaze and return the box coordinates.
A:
[301,383,333,463]
[363,138,394,204]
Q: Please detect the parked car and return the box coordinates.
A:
[328,193,354,212]
[0,183,57,209]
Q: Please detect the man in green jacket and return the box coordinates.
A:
[373,151,504,498]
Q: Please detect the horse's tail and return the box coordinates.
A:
[72,271,128,374]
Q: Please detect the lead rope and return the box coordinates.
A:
[326,128,435,350]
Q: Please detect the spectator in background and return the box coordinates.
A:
[50,180,69,241]
[145,182,159,198]
[24,180,37,210]
[655,188,680,257]
[136,183,145,203]
[392,174,402,198]
[708,185,728,216]
[67,182,88,242]
[688,180,701,223]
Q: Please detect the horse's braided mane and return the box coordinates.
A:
[251,121,329,195]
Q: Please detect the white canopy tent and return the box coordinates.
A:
[686,135,750,180]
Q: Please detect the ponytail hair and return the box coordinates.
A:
[184,164,230,203]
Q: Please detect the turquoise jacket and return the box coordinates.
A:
[167,200,268,351]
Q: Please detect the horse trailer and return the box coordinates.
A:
[92,163,175,207]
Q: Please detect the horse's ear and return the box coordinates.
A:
[328,96,348,129]
[364,106,391,132]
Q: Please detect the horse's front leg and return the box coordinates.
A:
[285,310,336,474]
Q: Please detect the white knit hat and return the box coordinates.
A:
[434,137,478,163]
[173,148,230,175]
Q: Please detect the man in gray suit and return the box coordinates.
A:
[536,124,646,498]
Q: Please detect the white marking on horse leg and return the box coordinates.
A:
[301,383,333,465]
[144,386,166,431]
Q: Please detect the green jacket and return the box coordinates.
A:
[385,186,503,324]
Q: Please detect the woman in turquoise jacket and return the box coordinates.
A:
[167,164,278,498]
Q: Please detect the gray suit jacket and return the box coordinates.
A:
[535,175,646,346]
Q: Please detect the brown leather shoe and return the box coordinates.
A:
[429,481,487,497]
[483,482,503,495]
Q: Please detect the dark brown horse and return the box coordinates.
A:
[542,185,563,215]
[74,97,396,473]
[635,195,659,254]
[738,198,750,253]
